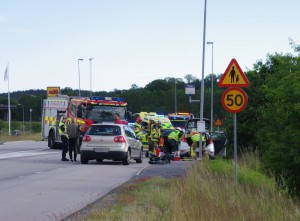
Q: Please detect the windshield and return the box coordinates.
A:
[86,106,126,123]
[171,120,186,128]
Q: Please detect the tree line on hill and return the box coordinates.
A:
[0,40,299,198]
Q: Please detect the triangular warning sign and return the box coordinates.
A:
[218,58,250,88]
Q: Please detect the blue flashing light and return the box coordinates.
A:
[90,96,125,102]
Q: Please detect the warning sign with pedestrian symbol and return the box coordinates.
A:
[218,58,250,88]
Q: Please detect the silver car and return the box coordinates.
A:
[80,123,143,165]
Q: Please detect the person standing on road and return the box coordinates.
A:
[67,118,79,162]
[134,116,144,137]
[59,116,69,161]
[147,117,155,156]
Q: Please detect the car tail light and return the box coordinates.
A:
[83,135,91,142]
[209,136,213,144]
[181,135,187,142]
[114,136,126,143]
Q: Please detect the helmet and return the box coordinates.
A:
[136,116,142,123]
[158,119,162,124]
[191,128,197,133]
[149,116,154,121]
[175,127,182,131]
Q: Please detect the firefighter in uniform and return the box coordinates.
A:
[147,116,155,155]
[189,129,206,160]
[167,128,182,155]
[134,116,144,138]
[59,116,69,161]
[150,119,162,152]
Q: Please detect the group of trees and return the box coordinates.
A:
[1,41,299,197]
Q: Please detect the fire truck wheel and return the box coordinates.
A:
[48,132,56,149]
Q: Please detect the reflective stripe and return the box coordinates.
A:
[44,116,56,126]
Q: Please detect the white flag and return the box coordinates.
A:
[4,65,8,81]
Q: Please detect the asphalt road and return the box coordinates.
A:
[64,158,195,221]
[0,141,194,221]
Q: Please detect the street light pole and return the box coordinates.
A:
[199,0,207,159]
[207,41,214,133]
[30,109,32,135]
[89,58,94,97]
[18,104,25,135]
[175,79,177,113]
[78,58,84,97]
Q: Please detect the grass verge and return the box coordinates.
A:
[67,153,300,221]
[0,133,42,142]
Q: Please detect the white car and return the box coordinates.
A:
[80,123,143,165]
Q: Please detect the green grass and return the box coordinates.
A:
[68,152,300,221]
[0,133,42,142]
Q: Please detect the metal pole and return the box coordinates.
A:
[175,80,177,113]
[234,113,237,182]
[78,58,84,97]
[89,58,94,97]
[199,0,207,159]
[22,106,24,135]
[30,109,32,135]
[207,41,214,133]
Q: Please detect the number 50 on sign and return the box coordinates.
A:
[221,87,248,113]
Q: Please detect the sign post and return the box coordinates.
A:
[218,58,250,182]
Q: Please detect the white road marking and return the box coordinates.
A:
[0,150,58,160]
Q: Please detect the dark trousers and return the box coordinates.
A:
[69,137,77,160]
[61,135,69,159]
[167,139,178,154]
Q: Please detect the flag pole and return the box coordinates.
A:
[4,62,11,136]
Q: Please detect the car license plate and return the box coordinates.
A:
[94,148,108,152]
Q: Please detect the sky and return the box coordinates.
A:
[0,0,299,94]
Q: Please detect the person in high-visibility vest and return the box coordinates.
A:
[167,128,183,154]
[189,129,206,159]
[59,116,69,161]
[147,116,155,155]
[134,116,144,138]
[150,119,162,151]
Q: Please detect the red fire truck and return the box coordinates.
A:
[42,95,132,149]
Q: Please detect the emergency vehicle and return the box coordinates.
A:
[167,112,194,129]
[42,95,132,149]
[132,112,174,156]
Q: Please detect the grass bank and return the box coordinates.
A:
[0,133,42,142]
[68,153,300,221]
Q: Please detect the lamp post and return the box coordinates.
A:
[199,0,207,159]
[89,58,94,97]
[207,41,214,133]
[78,58,84,97]
[18,104,25,135]
[175,79,177,113]
[29,109,32,135]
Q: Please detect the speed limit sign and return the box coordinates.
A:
[221,87,248,113]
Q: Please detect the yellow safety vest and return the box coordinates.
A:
[168,130,180,141]
[134,123,143,136]
[59,122,68,137]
